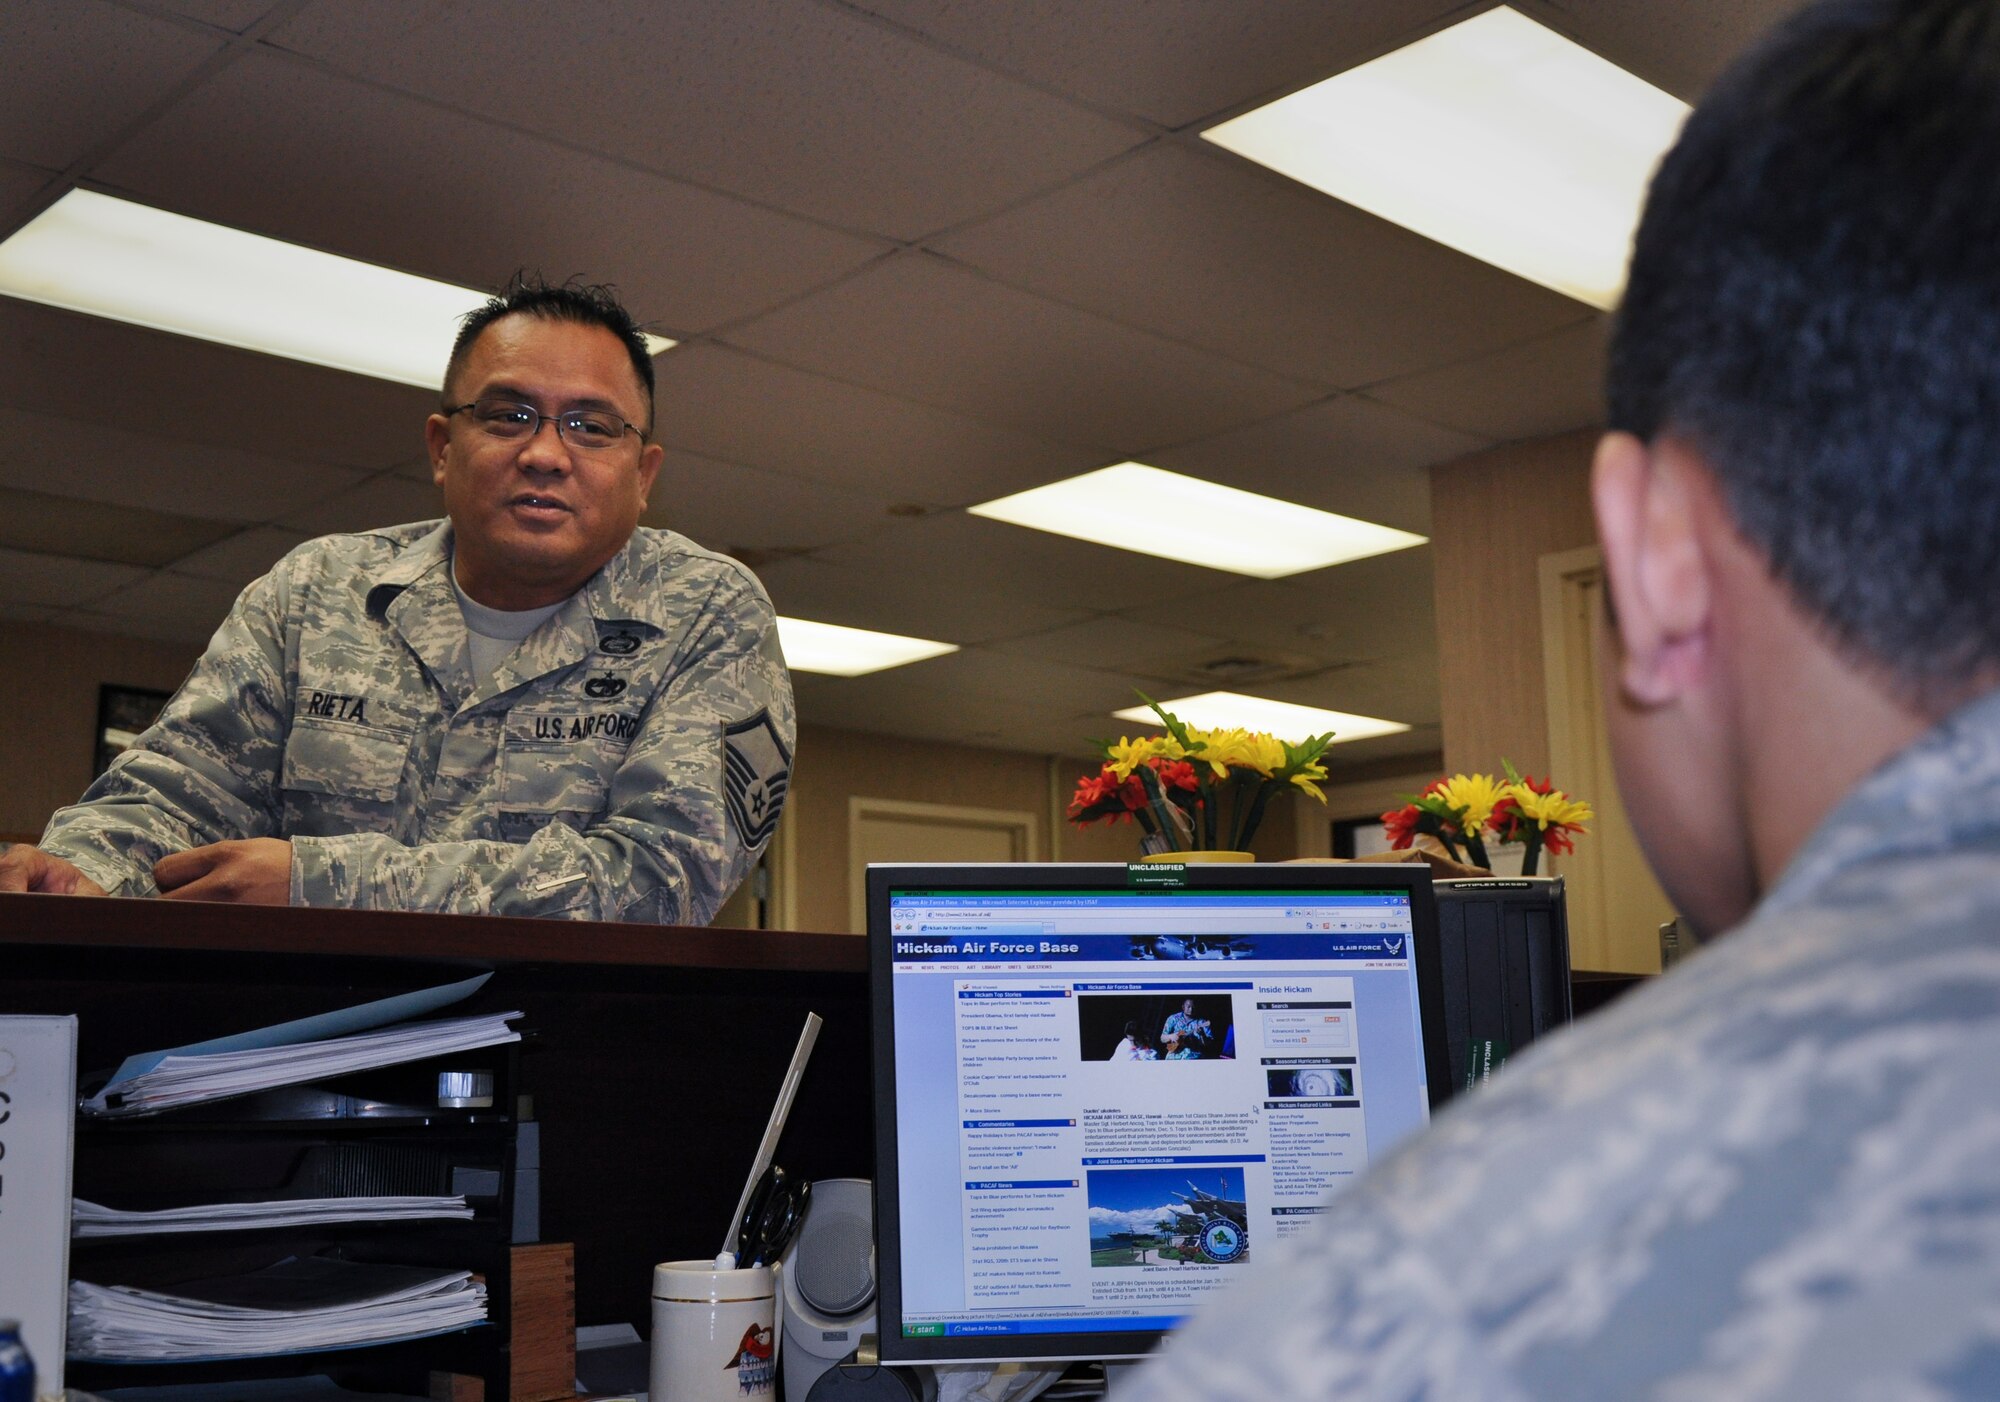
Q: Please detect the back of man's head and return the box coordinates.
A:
[1609,0,2000,705]
[444,273,655,425]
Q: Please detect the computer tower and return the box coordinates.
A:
[1431,876,1572,1103]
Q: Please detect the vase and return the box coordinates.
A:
[1140,850,1255,863]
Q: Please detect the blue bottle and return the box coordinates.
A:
[0,1320,33,1402]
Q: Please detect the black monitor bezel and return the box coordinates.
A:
[867,860,1449,1366]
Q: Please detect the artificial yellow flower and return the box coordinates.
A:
[1196,728,1285,778]
[1105,734,1183,780]
[1239,731,1290,777]
[1434,772,1506,832]
[1289,765,1329,803]
[1183,726,1242,779]
[1508,785,1594,832]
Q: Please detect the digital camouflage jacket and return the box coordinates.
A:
[1136,684,2000,1400]
[42,521,794,924]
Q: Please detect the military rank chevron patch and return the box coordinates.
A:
[723,709,791,849]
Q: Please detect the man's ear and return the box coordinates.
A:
[636,441,665,511]
[424,413,452,486]
[1592,431,1713,705]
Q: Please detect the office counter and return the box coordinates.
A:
[0,892,873,1333]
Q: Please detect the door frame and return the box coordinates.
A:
[847,796,1042,934]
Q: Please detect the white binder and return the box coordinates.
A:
[0,1015,77,1400]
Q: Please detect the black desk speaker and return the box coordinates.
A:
[1431,877,1573,1103]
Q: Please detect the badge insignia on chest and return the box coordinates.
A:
[597,624,643,656]
[722,710,791,850]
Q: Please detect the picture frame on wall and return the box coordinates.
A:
[94,684,172,779]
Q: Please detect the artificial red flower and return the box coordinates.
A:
[1381,803,1421,849]
[1068,766,1133,823]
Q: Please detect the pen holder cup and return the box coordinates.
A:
[650,1260,777,1402]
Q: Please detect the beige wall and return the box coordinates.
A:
[775,728,1413,932]
[785,725,1066,934]
[1428,429,1599,778]
[0,620,201,842]
[1426,428,1677,972]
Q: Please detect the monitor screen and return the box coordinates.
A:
[868,861,1449,1366]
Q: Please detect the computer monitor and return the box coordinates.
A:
[868,861,1450,1366]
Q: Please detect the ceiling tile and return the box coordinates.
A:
[0,602,61,625]
[643,449,896,556]
[755,554,1088,646]
[982,616,1235,672]
[1148,394,1483,535]
[848,0,1467,128]
[653,343,1103,505]
[150,1,284,33]
[0,546,147,608]
[0,0,224,171]
[1118,545,1439,669]
[728,253,1327,451]
[0,0,1791,759]
[1309,721,1444,769]
[934,143,1589,387]
[812,511,1232,615]
[1516,0,1809,104]
[268,0,1144,241]
[0,488,237,567]
[73,570,248,644]
[0,404,368,524]
[0,162,54,229]
[882,646,1147,714]
[0,300,433,470]
[1303,652,1444,726]
[1363,317,1609,441]
[274,471,444,536]
[168,526,311,582]
[90,51,889,335]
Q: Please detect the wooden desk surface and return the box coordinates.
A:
[0,890,866,972]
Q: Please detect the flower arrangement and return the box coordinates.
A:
[1381,761,1592,875]
[1068,697,1335,855]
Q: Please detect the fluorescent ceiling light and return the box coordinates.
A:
[776,616,958,677]
[968,463,1424,579]
[1202,6,1689,309]
[0,189,673,388]
[1114,692,1409,746]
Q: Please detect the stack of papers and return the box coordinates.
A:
[82,974,520,1119]
[69,1257,488,1361]
[73,1196,473,1238]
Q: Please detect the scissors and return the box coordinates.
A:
[738,1163,813,1268]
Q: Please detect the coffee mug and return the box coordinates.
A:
[651,1260,778,1402]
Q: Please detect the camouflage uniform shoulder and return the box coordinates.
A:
[265,520,447,578]
[600,527,778,626]
[259,521,450,603]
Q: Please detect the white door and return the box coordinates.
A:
[847,797,1040,934]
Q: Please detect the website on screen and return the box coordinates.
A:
[886,886,1432,1340]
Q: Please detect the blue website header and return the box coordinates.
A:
[891,892,1408,909]
[890,931,1410,964]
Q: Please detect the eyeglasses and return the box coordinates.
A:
[445,397,646,451]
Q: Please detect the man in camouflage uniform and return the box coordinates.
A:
[1135,1,2000,1396]
[0,278,792,923]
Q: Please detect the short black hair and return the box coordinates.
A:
[1608,0,2000,696]
[443,273,656,426]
